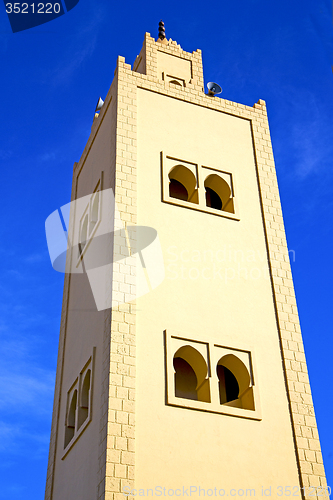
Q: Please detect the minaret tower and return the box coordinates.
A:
[45,23,328,500]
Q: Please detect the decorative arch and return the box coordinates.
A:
[217,354,254,410]
[78,369,91,428]
[169,165,198,204]
[169,79,182,86]
[204,174,234,213]
[79,214,88,254]
[90,191,100,232]
[64,389,77,447]
[173,345,210,402]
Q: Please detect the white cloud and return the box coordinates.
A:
[0,370,55,415]
[39,152,57,163]
[291,118,330,178]
[48,8,105,86]
[0,420,51,460]
[0,333,55,420]
[272,85,333,180]
[0,422,25,454]
[0,149,12,160]
[24,252,48,264]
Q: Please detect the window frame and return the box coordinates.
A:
[164,330,261,420]
[161,152,240,221]
[62,348,96,459]
[76,175,103,266]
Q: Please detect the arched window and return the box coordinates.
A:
[174,357,198,400]
[205,187,223,210]
[204,174,234,213]
[169,165,198,204]
[217,354,254,410]
[79,214,88,254]
[169,179,188,201]
[64,389,77,448]
[78,369,91,428]
[217,365,239,404]
[173,345,210,402]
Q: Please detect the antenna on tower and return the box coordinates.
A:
[158,20,165,40]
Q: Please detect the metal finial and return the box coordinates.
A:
[158,20,165,40]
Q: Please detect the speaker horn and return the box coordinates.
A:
[95,97,104,112]
[207,82,222,96]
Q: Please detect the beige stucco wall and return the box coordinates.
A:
[45,34,328,500]
[135,88,301,493]
[49,96,117,500]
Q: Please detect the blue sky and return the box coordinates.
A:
[0,0,332,497]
